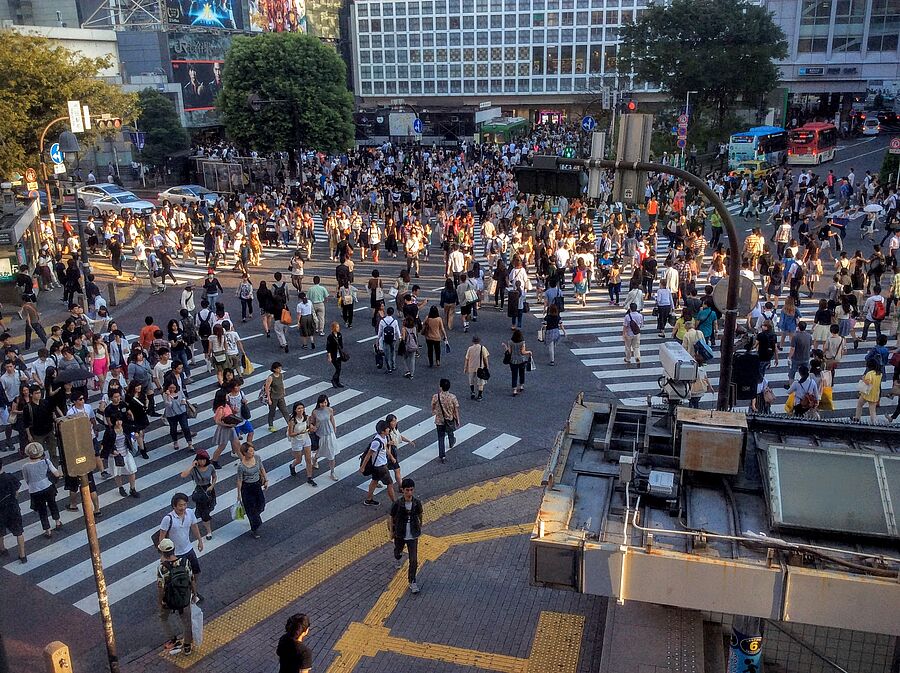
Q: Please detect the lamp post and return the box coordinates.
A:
[40,119,88,267]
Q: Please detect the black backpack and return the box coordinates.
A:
[197,310,213,338]
[163,558,192,611]
[182,318,198,346]
[381,318,395,345]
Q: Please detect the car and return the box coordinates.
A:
[157,185,220,206]
[862,118,881,136]
[876,110,898,127]
[728,160,775,179]
[76,182,132,209]
[90,193,156,217]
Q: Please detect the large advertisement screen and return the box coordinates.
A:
[166,0,243,29]
[249,0,307,32]
[169,32,232,127]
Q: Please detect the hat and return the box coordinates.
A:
[24,442,44,459]
[195,449,210,461]
[157,538,175,553]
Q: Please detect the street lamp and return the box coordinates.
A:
[40,119,89,268]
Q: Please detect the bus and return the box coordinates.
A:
[479,117,529,144]
[727,126,788,169]
[787,122,838,165]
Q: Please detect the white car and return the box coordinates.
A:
[862,118,881,136]
[76,183,133,209]
[91,193,156,217]
[157,185,220,205]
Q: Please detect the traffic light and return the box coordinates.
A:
[626,100,637,113]
[563,146,575,159]
[95,117,122,131]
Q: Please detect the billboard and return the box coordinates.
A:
[169,32,232,126]
[166,0,243,29]
[249,0,307,32]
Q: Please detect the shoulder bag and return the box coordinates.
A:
[436,393,457,431]
[476,346,491,381]
[151,514,173,548]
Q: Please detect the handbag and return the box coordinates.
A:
[476,346,491,381]
[240,399,251,420]
[503,348,511,365]
[527,357,536,372]
[280,307,292,325]
[151,514,173,547]
[437,393,457,432]
[537,326,545,343]
[523,301,530,313]
[223,414,243,426]
[186,401,198,419]
[231,501,245,521]
[340,350,350,362]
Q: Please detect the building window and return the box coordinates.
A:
[422,16,433,30]
[518,78,530,91]
[867,0,900,52]
[590,46,601,72]
[450,63,462,76]
[411,65,422,77]
[491,62,502,76]
[464,79,475,92]
[362,82,373,94]
[464,63,475,76]
[832,0,865,52]
[464,31,475,44]
[547,11,559,26]
[396,18,407,30]
[360,51,372,64]
[561,11,573,25]
[358,5,368,16]
[505,62,516,75]
[410,33,421,46]
[797,0,832,53]
[398,80,409,93]
[491,46,502,59]
[436,16,447,30]
[604,47,617,73]
[477,14,488,27]
[437,80,449,92]
[409,1,420,13]
[411,81,422,93]
[424,80,435,93]
[409,17,420,29]
[464,48,475,60]
[384,18,394,31]
[491,79,503,91]
[532,45,544,74]
[478,63,489,76]
[463,15,474,28]
[574,44,586,73]
[359,35,370,48]
[397,34,407,46]
[560,45,572,73]
[532,78,543,91]
[384,34,395,47]
[546,46,558,73]
[533,12,544,26]
[450,47,461,60]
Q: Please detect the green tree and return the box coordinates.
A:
[0,30,138,177]
[136,88,189,169]
[219,32,354,159]
[620,0,787,130]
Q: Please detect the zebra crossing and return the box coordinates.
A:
[3,355,522,614]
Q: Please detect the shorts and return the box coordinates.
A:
[178,548,201,574]
[370,465,392,486]
[386,447,400,471]
[0,508,23,536]
[460,302,473,316]
[236,420,254,436]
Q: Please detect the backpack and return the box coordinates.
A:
[182,318,198,346]
[553,292,565,313]
[273,282,288,303]
[381,318,395,345]
[872,299,886,321]
[197,310,213,338]
[163,558,192,611]
[694,339,714,364]
[865,347,884,374]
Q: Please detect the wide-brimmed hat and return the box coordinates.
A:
[157,538,175,553]
[24,442,44,459]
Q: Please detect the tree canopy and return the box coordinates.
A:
[137,88,189,169]
[0,30,138,178]
[620,0,787,129]
[219,32,354,156]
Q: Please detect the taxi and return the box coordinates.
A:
[728,160,775,179]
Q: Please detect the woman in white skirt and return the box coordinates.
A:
[287,402,316,487]
[308,394,337,481]
[101,416,140,498]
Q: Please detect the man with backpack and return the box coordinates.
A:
[196,300,215,359]
[862,286,887,342]
[157,538,194,656]
[360,420,396,507]
[377,307,401,374]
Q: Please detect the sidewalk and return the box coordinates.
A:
[127,469,607,673]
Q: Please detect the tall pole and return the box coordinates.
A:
[80,475,120,673]
[682,91,697,169]
[40,116,89,267]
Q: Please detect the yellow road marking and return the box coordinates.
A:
[526,612,585,673]
[173,468,542,667]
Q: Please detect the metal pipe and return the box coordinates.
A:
[549,156,742,409]
[80,475,120,673]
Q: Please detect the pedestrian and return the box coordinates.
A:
[236,442,268,539]
[179,450,216,540]
[296,293,316,350]
[156,538,194,656]
[431,378,460,464]
[377,306,401,374]
[157,492,205,601]
[325,322,346,388]
[786,363,820,418]
[399,316,420,379]
[541,305,564,366]
[421,305,447,368]
[236,274,254,323]
[101,415,141,498]
[861,285,886,344]
[439,277,458,330]
[276,613,312,673]
[337,279,357,328]
[786,321,812,387]
[306,276,328,336]
[210,396,241,469]
[622,302,643,366]
[308,394,338,481]
[385,413,413,484]
[853,359,882,424]
[463,335,490,400]
[287,402,316,486]
[163,382,194,452]
[653,285,673,337]
[503,329,531,396]
[21,442,62,538]
[0,457,27,563]
[263,362,290,432]
[390,477,423,594]
[361,419,396,506]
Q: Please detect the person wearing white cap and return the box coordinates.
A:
[21,442,62,538]
[156,537,194,656]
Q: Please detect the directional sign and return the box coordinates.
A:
[413,118,423,134]
[49,143,64,165]
[581,115,596,132]
[677,138,687,149]
[891,137,900,155]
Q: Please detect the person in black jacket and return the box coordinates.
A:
[325,322,345,388]
[389,477,423,594]
[0,457,26,562]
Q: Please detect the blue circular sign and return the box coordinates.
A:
[581,116,596,132]
[676,138,687,149]
[413,118,423,134]
[49,143,64,165]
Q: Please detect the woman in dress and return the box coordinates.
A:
[853,358,882,424]
[308,394,338,481]
[90,334,110,394]
[236,442,268,539]
[287,402,316,486]
[180,449,216,540]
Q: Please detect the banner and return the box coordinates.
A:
[249,0,307,32]
[169,32,232,126]
[166,0,243,29]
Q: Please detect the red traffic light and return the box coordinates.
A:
[97,118,122,130]
[627,100,636,112]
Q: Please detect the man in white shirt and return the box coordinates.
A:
[447,245,466,286]
[158,493,205,602]
[622,303,644,365]
[361,420,396,506]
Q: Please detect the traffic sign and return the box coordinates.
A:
[24,168,37,183]
[129,131,146,150]
[53,163,67,175]
[677,128,688,139]
[677,138,687,149]
[890,138,900,155]
[49,143,64,165]
[678,114,689,125]
[413,118,423,134]
[581,115,596,132]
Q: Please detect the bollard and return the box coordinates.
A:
[107,282,118,307]
[42,641,72,673]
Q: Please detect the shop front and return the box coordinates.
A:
[0,193,41,305]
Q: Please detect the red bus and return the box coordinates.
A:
[787,122,838,165]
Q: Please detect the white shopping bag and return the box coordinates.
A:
[191,603,204,647]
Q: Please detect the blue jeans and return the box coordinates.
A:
[511,308,523,329]
[384,343,396,371]
[206,292,219,309]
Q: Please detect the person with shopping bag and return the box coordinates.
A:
[156,538,194,656]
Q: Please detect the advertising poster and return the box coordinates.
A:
[166,0,243,29]
[169,32,232,126]
[249,0,307,33]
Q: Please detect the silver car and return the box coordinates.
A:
[91,193,156,217]
[157,184,220,206]
[76,183,132,209]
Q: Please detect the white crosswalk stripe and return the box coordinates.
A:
[4,358,521,613]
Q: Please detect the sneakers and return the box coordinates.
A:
[409,582,420,594]
[130,488,140,498]
[364,499,379,506]
[118,486,127,497]
[307,477,318,487]
[268,425,277,432]
[165,639,183,655]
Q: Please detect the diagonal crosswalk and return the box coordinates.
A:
[3,356,522,614]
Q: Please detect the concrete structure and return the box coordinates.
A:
[7,24,122,78]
